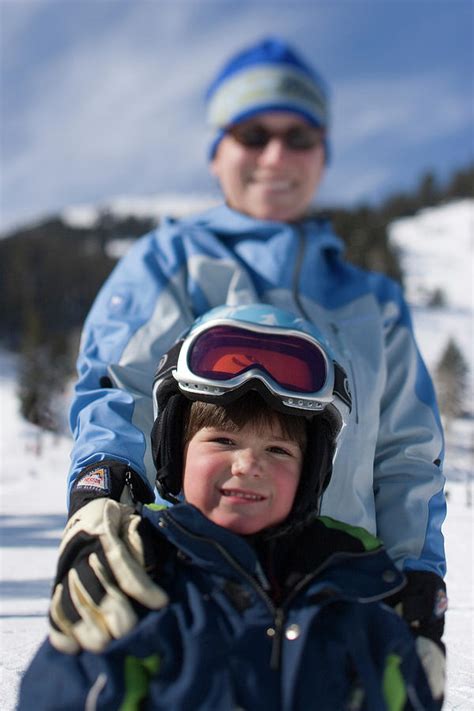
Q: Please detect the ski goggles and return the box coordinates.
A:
[154,319,351,415]
[227,122,325,151]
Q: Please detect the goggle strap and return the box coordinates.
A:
[154,339,183,381]
[334,362,352,411]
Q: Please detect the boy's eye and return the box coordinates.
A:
[210,436,235,446]
[267,445,292,456]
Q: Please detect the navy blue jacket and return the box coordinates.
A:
[19,505,436,710]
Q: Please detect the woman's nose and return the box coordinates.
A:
[231,449,262,477]
[258,137,287,165]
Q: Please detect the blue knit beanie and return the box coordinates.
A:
[206,36,330,160]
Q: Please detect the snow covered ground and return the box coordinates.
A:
[1,200,473,709]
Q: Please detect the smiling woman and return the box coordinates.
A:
[206,37,329,221]
[210,112,326,221]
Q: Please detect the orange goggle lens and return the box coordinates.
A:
[188,326,327,394]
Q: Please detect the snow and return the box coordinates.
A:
[389,200,474,389]
[1,201,473,709]
[61,193,219,229]
[389,200,474,313]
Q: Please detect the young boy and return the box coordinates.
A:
[20,305,442,710]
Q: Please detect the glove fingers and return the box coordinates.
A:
[49,584,80,654]
[49,569,112,654]
[50,553,137,653]
[62,500,168,609]
[121,514,146,565]
[54,531,104,588]
[101,506,168,610]
[88,552,139,638]
[102,543,169,609]
[416,637,446,701]
[49,553,107,653]
[57,528,130,616]
[66,564,135,652]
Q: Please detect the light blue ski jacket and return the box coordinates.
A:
[69,204,446,576]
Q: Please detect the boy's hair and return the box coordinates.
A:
[183,391,307,453]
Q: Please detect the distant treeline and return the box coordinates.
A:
[1,163,472,430]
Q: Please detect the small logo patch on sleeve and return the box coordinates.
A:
[76,465,111,494]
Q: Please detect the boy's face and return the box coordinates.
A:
[182,419,303,535]
[210,111,325,222]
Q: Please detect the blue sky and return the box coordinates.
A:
[1,0,473,233]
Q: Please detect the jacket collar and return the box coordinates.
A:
[145,503,259,581]
[143,504,405,601]
[184,203,344,254]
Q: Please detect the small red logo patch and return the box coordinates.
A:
[434,589,448,617]
[77,466,110,493]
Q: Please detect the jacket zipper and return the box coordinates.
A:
[292,224,312,322]
[160,513,405,671]
[292,226,359,424]
[160,512,288,666]
[268,545,406,671]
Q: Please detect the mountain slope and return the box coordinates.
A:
[389,199,473,387]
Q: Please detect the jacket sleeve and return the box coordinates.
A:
[67,227,195,504]
[373,282,447,577]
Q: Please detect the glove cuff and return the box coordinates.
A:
[69,461,155,517]
[387,570,447,646]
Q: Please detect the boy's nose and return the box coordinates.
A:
[231,449,262,477]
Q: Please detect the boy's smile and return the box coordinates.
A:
[182,420,303,535]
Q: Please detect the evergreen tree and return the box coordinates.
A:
[417,171,440,207]
[435,338,469,428]
[446,164,474,199]
[427,287,448,309]
[17,307,73,432]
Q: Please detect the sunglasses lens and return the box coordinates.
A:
[189,326,327,393]
[228,123,322,151]
[285,127,321,150]
[229,125,269,148]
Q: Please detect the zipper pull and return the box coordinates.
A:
[269,608,285,671]
[124,470,136,503]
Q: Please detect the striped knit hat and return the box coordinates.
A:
[206,36,330,159]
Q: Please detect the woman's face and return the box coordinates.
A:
[210,112,326,222]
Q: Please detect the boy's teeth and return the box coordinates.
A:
[222,490,263,501]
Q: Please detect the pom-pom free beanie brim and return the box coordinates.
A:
[206,36,330,159]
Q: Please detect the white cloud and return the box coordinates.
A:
[1,2,472,230]
[2,2,338,228]
[334,72,472,151]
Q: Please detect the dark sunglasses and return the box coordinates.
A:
[227,122,324,151]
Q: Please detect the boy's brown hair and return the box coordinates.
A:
[183,391,307,452]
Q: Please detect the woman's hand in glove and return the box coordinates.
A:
[49,499,168,654]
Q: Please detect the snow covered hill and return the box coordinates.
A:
[62,193,219,230]
[1,200,473,709]
[389,199,473,381]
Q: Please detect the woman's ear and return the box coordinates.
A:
[209,158,219,178]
